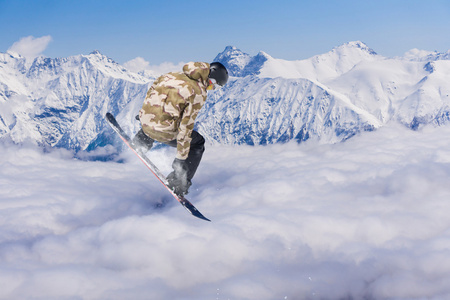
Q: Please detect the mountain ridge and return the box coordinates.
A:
[1,42,449,155]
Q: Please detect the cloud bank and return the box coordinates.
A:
[7,35,52,60]
[1,124,450,299]
[123,57,185,77]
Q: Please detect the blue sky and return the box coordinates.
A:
[1,0,450,65]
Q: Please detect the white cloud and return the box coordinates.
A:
[123,57,185,77]
[122,56,149,73]
[7,35,52,61]
[402,48,436,60]
[148,61,186,76]
[1,124,450,299]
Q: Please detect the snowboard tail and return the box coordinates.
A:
[105,112,210,222]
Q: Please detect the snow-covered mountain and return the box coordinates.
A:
[197,42,450,145]
[0,50,153,151]
[1,41,450,153]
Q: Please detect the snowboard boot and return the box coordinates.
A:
[132,128,154,153]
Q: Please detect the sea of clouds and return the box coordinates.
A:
[1,124,450,300]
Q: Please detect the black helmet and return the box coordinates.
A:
[209,62,228,86]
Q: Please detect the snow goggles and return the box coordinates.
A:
[206,78,221,91]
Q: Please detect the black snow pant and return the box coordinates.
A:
[134,129,205,181]
[164,131,205,181]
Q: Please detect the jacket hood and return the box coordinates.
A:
[183,62,210,84]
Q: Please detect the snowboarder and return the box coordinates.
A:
[132,62,228,196]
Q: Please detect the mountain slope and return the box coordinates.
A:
[0,51,152,151]
[196,76,379,146]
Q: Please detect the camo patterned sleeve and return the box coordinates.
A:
[175,93,206,160]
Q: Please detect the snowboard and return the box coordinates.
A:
[105,112,210,222]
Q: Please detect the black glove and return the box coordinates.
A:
[167,158,191,196]
[172,158,189,175]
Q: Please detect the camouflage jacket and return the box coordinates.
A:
[139,62,210,160]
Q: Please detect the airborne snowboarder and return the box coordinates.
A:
[132,62,229,196]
